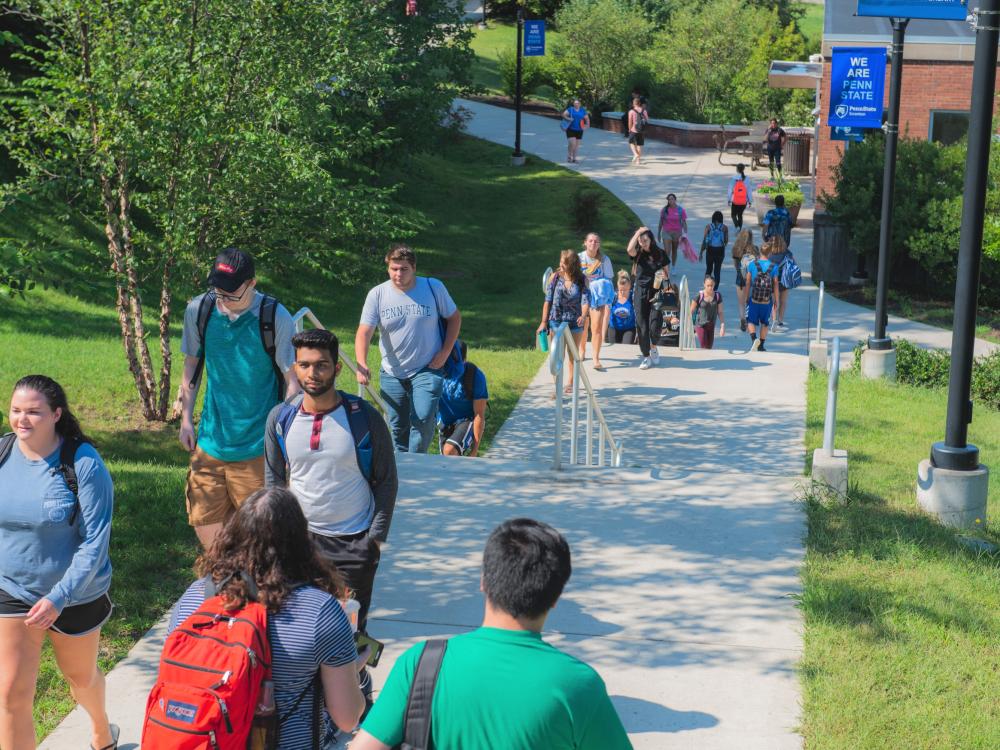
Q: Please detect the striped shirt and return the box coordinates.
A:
[170,578,357,749]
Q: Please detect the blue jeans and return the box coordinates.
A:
[379,366,445,453]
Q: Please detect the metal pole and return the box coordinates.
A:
[869,18,909,350]
[816,281,825,343]
[598,427,606,466]
[930,0,998,471]
[570,357,579,465]
[513,8,524,158]
[585,395,593,467]
[553,335,563,470]
[823,337,841,456]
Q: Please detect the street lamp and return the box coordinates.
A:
[917,0,997,529]
[512,6,525,166]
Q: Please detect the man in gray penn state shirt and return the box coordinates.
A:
[264,328,397,644]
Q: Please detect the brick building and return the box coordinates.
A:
[817,0,1000,203]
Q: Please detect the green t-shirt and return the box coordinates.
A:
[362,627,632,750]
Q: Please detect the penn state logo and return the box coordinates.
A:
[835,104,849,119]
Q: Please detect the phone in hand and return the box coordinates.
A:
[354,632,385,668]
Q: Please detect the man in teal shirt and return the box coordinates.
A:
[178,248,297,549]
[353,519,632,750]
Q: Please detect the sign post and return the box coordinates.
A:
[919,0,997,528]
[513,8,524,164]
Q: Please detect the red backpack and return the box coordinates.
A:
[732,178,748,206]
[143,574,271,749]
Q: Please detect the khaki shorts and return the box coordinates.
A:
[185,447,265,526]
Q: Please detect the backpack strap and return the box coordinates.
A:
[189,291,217,389]
[273,397,303,463]
[0,432,14,469]
[339,392,373,485]
[58,437,82,524]
[400,639,448,750]
[258,294,284,398]
[462,363,479,404]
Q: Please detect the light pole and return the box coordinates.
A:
[917,0,997,529]
[512,6,525,165]
[862,17,908,379]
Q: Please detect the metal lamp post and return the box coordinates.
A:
[512,7,525,165]
[917,0,997,528]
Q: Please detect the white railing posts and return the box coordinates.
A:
[678,275,696,350]
[822,336,841,456]
[548,322,623,470]
[291,307,390,414]
[816,281,825,343]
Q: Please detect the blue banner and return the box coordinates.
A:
[856,0,967,20]
[831,126,866,142]
[524,20,545,57]
[828,47,887,129]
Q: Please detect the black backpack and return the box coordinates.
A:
[190,291,283,396]
[0,433,83,523]
[397,640,448,750]
[750,261,774,304]
[633,108,646,133]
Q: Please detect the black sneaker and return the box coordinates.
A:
[740,319,747,332]
[758,343,766,352]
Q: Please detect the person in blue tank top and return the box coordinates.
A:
[561,98,590,163]
[0,376,118,750]
[610,271,637,344]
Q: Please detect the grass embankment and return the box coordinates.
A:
[797,2,824,54]
[0,134,639,737]
[802,371,1000,749]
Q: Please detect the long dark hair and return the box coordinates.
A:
[12,375,90,443]
[637,229,662,255]
[196,487,347,613]
[559,249,587,289]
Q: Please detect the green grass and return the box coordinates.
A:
[0,133,639,737]
[797,2,824,54]
[469,21,563,105]
[802,371,1000,749]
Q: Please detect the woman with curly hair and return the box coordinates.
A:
[538,249,590,393]
[168,487,368,748]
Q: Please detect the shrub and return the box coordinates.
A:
[756,178,805,207]
[971,350,1000,412]
[570,188,601,232]
[496,48,548,99]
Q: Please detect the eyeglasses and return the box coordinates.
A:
[215,284,251,303]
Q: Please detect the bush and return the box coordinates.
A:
[569,188,601,232]
[756,177,805,207]
[496,48,549,99]
[971,350,1000,412]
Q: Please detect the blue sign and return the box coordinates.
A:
[524,20,545,57]
[857,0,968,20]
[831,126,866,142]
[829,47,887,129]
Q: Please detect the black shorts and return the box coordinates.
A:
[565,128,583,140]
[439,420,476,455]
[0,588,113,636]
[628,133,645,146]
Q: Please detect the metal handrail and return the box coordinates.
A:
[291,307,390,414]
[677,275,696,350]
[816,281,825,343]
[822,336,841,456]
[549,322,623,470]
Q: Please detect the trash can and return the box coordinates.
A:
[784,136,810,176]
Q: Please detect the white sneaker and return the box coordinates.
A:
[750,338,761,352]
[649,349,661,365]
[639,357,651,370]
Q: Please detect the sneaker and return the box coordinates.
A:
[758,343,767,352]
[639,357,651,370]
[750,338,760,352]
[650,348,660,365]
[740,319,747,332]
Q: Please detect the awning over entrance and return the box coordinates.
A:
[768,60,824,89]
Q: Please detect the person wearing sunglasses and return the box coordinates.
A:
[177,248,299,551]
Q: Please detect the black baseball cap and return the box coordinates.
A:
[207,248,255,293]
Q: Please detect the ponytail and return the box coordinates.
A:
[12,375,91,444]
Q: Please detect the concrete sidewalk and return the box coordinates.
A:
[457,98,995,359]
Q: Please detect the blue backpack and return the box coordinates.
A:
[273,392,374,483]
[765,208,791,244]
[427,278,464,380]
[780,253,803,289]
[706,222,726,248]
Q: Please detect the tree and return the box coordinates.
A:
[729,11,807,122]
[549,0,653,113]
[0,0,471,421]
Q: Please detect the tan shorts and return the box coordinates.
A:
[185,447,265,526]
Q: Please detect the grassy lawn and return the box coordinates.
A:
[469,21,563,106]
[796,2,824,53]
[802,371,1000,749]
[0,133,639,738]
[826,283,1000,345]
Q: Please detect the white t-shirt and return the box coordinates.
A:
[360,277,457,379]
[578,252,613,282]
[284,405,374,537]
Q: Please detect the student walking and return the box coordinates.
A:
[626,227,670,369]
[763,194,793,248]
[700,210,729,288]
[657,193,687,267]
[179,247,298,550]
[562,99,589,163]
[745,239,781,352]
[356,244,462,454]
[763,118,787,178]
[610,271,637,344]
[167,488,369,750]
[578,233,615,370]
[351,519,633,750]
[690,276,726,350]
[765,234,792,331]
[728,163,753,229]
[538,250,590,392]
[437,343,489,457]
[0,376,118,750]
[731,228,757,332]
[627,97,648,166]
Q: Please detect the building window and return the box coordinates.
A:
[929,110,970,145]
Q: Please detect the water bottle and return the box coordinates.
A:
[538,330,549,352]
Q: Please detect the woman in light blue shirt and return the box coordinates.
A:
[0,375,117,750]
[561,98,590,163]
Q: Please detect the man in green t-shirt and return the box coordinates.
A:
[352,519,632,750]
